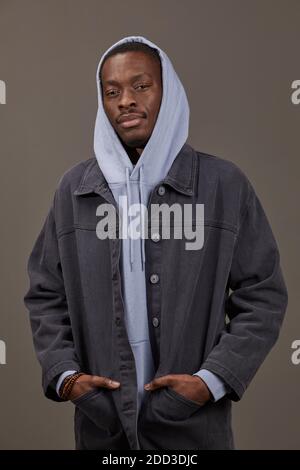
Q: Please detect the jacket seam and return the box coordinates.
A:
[164,176,193,194]
[44,360,81,384]
[57,220,238,239]
[75,158,99,194]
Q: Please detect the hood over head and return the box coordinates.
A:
[93,35,190,271]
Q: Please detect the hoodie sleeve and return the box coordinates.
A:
[56,370,78,397]
[193,369,231,402]
[23,191,81,402]
[200,180,288,401]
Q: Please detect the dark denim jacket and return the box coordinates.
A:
[24,143,288,450]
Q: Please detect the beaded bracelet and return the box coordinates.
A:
[59,372,77,396]
[59,373,76,400]
[60,372,85,400]
[59,374,75,399]
[60,372,84,400]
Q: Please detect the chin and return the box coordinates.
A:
[123,134,149,149]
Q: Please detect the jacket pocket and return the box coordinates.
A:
[165,386,205,409]
[71,387,119,435]
[138,387,209,449]
[71,388,99,405]
[151,386,204,421]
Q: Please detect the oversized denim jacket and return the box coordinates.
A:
[24,143,288,450]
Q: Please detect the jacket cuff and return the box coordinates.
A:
[197,360,246,401]
[43,361,81,402]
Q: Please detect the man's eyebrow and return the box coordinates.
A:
[103,73,152,86]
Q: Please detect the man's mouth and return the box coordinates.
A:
[118,113,145,129]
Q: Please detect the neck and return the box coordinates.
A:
[122,142,143,165]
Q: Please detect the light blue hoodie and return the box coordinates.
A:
[56,35,229,412]
[93,35,189,413]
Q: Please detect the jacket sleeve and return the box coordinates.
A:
[200,181,288,401]
[23,190,81,401]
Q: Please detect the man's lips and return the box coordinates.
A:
[117,113,145,129]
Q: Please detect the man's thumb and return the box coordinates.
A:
[91,375,120,388]
[108,378,120,388]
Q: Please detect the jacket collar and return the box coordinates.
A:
[73,142,197,197]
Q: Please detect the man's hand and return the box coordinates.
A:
[68,374,120,401]
[144,374,212,406]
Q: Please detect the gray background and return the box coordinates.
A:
[0,0,299,449]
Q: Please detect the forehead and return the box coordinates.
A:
[101,51,160,83]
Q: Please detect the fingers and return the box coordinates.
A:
[67,374,120,401]
[90,375,121,389]
[145,374,173,390]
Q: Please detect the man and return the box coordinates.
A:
[24,35,288,450]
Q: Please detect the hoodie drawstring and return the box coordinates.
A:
[125,167,134,272]
[139,164,146,272]
[125,164,146,272]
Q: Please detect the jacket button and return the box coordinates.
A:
[157,185,165,196]
[151,232,160,242]
[115,317,121,326]
[150,273,159,284]
[152,316,160,327]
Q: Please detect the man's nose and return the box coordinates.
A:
[118,88,137,109]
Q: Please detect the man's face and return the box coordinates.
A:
[101,51,162,149]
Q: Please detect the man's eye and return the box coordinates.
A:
[135,84,149,90]
[106,90,118,96]
[105,85,149,96]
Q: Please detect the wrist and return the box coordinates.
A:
[60,372,84,400]
[193,375,213,402]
